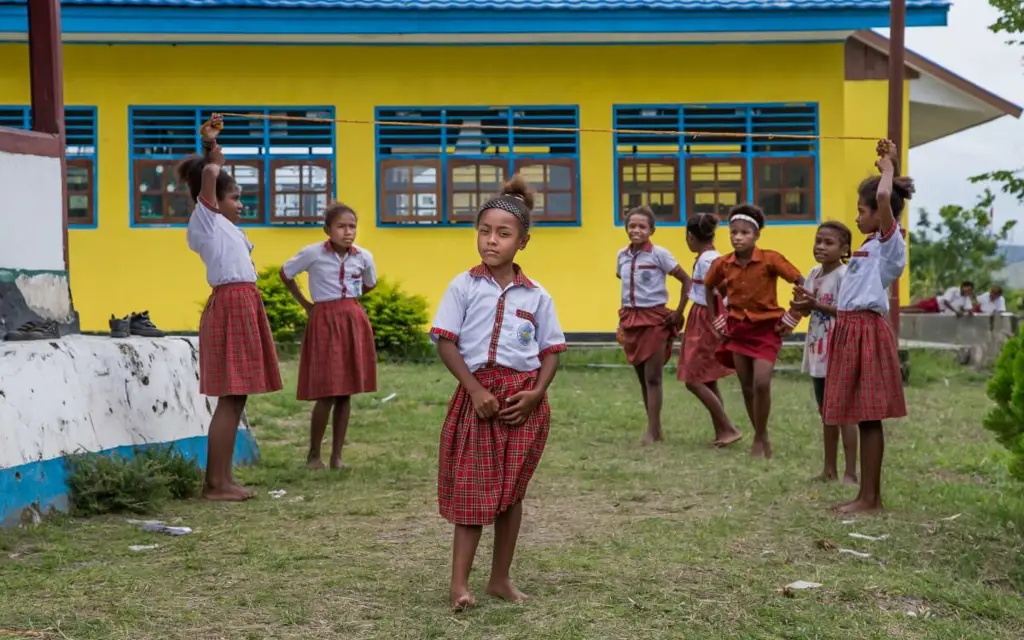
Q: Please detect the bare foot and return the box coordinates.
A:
[715,431,743,448]
[842,474,859,486]
[830,498,858,512]
[813,472,838,483]
[835,499,882,515]
[203,486,250,502]
[449,589,476,612]
[640,432,662,445]
[229,483,256,499]
[307,458,326,470]
[749,439,772,459]
[486,578,529,603]
[330,458,347,470]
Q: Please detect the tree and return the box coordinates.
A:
[909,189,1016,300]
[970,1,1024,207]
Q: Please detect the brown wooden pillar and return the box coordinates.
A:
[27,0,68,272]
[887,0,907,335]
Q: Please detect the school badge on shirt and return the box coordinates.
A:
[517,321,535,347]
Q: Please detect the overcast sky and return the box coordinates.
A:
[880,0,1024,242]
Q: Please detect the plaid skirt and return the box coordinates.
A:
[438,367,550,526]
[618,306,677,365]
[715,317,783,369]
[297,298,377,400]
[823,310,907,424]
[678,303,734,384]
[199,282,283,397]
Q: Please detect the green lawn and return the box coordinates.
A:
[2,351,1024,639]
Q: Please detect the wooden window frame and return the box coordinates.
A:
[617,157,680,224]
[132,159,192,225]
[753,157,817,222]
[66,158,95,227]
[512,158,579,224]
[378,158,443,224]
[447,158,510,223]
[684,158,747,220]
[269,159,333,224]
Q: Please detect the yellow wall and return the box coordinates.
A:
[0,42,903,333]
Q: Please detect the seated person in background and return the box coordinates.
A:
[903,281,975,316]
[974,285,1007,315]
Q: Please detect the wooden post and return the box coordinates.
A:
[887,0,907,336]
[26,0,68,272]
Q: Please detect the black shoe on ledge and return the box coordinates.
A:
[129,311,166,338]
[6,320,59,342]
[109,314,130,338]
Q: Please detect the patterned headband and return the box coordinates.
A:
[730,213,760,229]
[479,195,530,231]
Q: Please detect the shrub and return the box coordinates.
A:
[257,265,307,344]
[984,327,1024,482]
[362,277,432,359]
[66,446,202,517]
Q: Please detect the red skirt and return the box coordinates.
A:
[715,317,783,368]
[823,311,906,424]
[618,306,677,366]
[915,298,940,313]
[297,298,377,400]
[198,282,283,397]
[678,304,734,384]
[438,367,550,526]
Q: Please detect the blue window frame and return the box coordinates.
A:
[613,103,819,225]
[0,105,98,228]
[128,107,335,226]
[375,105,580,226]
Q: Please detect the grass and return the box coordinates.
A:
[2,351,1024,639]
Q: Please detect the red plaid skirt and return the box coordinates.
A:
[618,306,677,365]
[915,297,940,313]
[297,298,377,400]
[715,317,782,369]
[678,304,734,384]
[438,367,550,526]
[823,310,906,424]
[199,282,283,397]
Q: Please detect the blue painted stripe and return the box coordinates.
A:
[0,429,261,526]
[0,6,949,36]
[0,0,954,9]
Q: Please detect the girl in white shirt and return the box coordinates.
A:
[280,203,378,470]
[615,205,690,445]
[791,221,856,484]
[801,140,913,515]
[183,114,283,502]
[675,212,740,447]
[430,176,566,612]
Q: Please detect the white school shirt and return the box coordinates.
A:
[186,196,258,286]
[936,287,974,315]
[281,241,377,302]
[976,292,1007,315]
[688,249,721,307]
[801,264,847,378]
[430,264,567,373]
[616,242,680,308]
[837,224,906,314]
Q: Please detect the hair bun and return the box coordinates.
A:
[500,174,536,212]
[893,176,915,200]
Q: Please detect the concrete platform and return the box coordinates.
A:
[0,335,258,526]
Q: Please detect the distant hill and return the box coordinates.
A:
[1000,246,1024,266]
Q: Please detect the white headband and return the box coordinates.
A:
[730,214,760,229]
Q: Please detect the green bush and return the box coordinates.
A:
[984,327,1024,482]
[65,445,202,517]
[257,266,432,359]
[257,265,308,344]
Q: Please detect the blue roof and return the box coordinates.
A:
[0,0,951,9]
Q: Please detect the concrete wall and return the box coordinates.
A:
[899,313,1018,366]
[0,336,260,525]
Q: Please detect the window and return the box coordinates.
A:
[375,106,580,225]
[128,107,334,225]
[0,106,98,227]
[613,104,819,224]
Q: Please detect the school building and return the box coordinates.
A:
[0,0,1019,336]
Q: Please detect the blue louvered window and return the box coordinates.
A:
[129,107,335,225]
[375,106,580,225]
[0,106,98,227]
[613,104,819,224]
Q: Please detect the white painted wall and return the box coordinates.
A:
[0,149,65,272]
[0,336,217,469]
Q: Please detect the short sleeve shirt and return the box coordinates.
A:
[616,242,680,308]
[801,264,847,378]
[704,248,803,322]
[185,196,258,286]
[837,224,906,314]
[281,242,377,302]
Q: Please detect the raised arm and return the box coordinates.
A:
[199,114,226,209]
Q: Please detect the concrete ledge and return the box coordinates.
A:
[898,313,1018,346]
[0,335,259,526]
